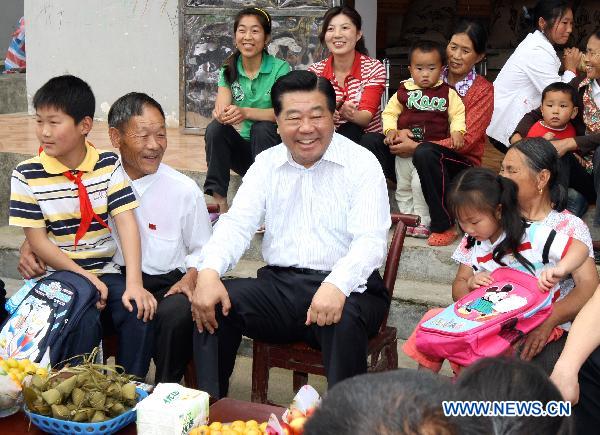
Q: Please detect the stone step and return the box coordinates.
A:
[226,230,459,285]
[0,74,27,114]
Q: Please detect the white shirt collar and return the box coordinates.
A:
[533,30,551,46]
[276,132,348,170]
[119,157,162,197]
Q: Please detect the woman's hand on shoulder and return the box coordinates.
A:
[509,132,523,145]
[551,137,577,157]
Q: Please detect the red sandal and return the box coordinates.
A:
[427,228,458,246]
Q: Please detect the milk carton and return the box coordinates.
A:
[136,383,209,435]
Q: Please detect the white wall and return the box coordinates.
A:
[355,0,376,57]
[24,0,180,125]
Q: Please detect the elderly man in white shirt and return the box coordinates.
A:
[18,92,212,384]
[191,70,392,398]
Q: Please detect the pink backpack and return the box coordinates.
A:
[415,267,553,366]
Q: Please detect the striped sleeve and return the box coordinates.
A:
[357,59,386,115]
[307,60,324,75]
[107,162,138,217]
[9,167,46,228]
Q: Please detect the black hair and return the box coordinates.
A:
[511,137,566,211]
[408,40,446,65]
[222,7,272,85]
[271,70,336,117]
[541,81,578,106]
[319,6,368,56]
[523,0,572,39]
[588,28,600,48]
[33,75,95,123]
[452,20,488,55]
[448,167,535,274]
[108,92,165,132]
[457,358,573,435]
[304,370,490,435]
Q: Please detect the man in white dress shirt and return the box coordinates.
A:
[191,70,392,398]
[18,92,212,383]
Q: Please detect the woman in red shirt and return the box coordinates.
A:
[363,21,494,246]
[308,6,386,144]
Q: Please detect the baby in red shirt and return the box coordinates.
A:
[526,82,578,140]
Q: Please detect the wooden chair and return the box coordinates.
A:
[250,213,419,404]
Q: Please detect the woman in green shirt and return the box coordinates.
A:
[204,7,290,212]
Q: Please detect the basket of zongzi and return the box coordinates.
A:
[22,350,148,435]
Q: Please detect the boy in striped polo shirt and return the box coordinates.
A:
[9,75,156,377]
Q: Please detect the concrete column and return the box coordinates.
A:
[354,0,377,57]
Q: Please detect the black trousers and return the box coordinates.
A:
[122,267,192,383]
[575,344,600,434]
[93,273,154,378]
[412,142,473,233]
[360,132,396,182]
[557,152,595,214]
[336,121,365,144]
[204,120,280,197]
[193,266,390,398]
[0,279,6,325]
[488,136,509,154]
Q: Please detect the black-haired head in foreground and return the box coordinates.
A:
[304,369,490,435]
[457,357,573,435]
[33,75,95,124]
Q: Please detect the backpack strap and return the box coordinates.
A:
[542,229,557,265]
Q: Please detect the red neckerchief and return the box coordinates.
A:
[39,144,111,248]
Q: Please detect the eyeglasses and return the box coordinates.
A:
[585,49,600,59]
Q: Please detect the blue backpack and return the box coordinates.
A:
[0,271,99,365]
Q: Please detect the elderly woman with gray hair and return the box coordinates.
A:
[499,138,598,371]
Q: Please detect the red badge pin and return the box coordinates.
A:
[149,223,157,230]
